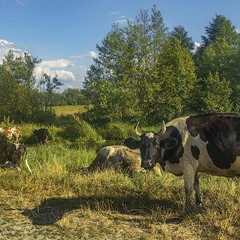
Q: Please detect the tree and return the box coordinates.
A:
[195,14,239,74]
[63,88,86,105]
[170,25,195,51]
[202,15,238,48]
[39,74,63,111]
[194,15,240,111]
[83,5,168,124]
[197,73,233,113]
[149,37,197,122]
[0,51,40,122]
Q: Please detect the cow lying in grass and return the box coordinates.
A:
[33,128,50,144]
[0,143,32,173]
[81,145,161,176]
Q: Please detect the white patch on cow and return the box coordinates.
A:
[145,132,154,138]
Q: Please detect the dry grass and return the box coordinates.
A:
[0,143,240,239]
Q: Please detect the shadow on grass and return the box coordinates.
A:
[22,195,181,226]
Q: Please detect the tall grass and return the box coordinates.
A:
[1,142,240,239]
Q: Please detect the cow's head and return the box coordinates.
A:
[7,144,26,167]
[124,122,178,169]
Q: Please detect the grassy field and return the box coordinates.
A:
[0,142,240,239]
[1,107,240,239]
[52,105,86,116]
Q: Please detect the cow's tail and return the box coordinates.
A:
[23,147,32,174]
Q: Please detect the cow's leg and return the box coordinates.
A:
[194,173,202,205]
[183,166,196,209]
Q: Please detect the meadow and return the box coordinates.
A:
[0,106,240,239]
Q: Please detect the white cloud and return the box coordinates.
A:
[88,51,97,58]
[39,59,74,68]
[0,39,27,63]
[114,16,129,25]
[35,59,76,85]
[0,39,95,91]
[109,11,121,16]
[193,42,201,52]
[0,39,13,46]
[70,50,98,59]
[34,66,76,83]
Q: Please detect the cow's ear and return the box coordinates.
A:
[162,137,178,150]
[124,138,139,149]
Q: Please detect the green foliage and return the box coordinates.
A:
[197,73,233,113]
[60,117,104,144]
[195,14,240,112]
[149,37,197,122]
[0,51,40,122]
[84,5,168,123]
[99,122,130,141]
[170,25,195,51]
[202,14,238,48]
[39,74,63,111]
[31,110,56,125]
[62,88,86,105]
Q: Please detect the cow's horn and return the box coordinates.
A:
[162,120,167,133]
[134,122,141,136]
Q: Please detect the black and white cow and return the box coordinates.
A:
[124,113,240,208]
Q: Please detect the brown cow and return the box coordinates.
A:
[0,143,32,173]
[81,145,161,175]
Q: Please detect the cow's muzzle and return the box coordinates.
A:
[141,160,155,170]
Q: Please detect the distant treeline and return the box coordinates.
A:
[0,5,240,125]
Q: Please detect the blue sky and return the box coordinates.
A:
[0,0,239,91]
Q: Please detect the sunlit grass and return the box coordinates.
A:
[1,106,240,238]
[1,143,240,239]
[52,105,86,116]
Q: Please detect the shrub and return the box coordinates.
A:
[60,118,104,144]
[31,110,56,125]
[100,122,130,141]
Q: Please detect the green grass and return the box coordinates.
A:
[0,142,240,239]
[0,107,240,239]
[52,105,86,116]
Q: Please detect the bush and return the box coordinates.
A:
[31,110,56,125]
[100,122,130,141]
[60,118,104,144]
